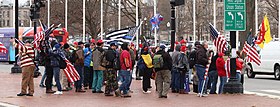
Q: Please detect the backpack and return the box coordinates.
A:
[188,50,197,69]
[137,57,147,70]
[100,50,110,68]
[153,54,164,69]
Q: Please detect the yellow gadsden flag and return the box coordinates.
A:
[258,15,272,48]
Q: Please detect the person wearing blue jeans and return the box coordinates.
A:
[92,70,104,93]
[39,69,47,87]
[75,65,84,92]
[171,69,180,93]
[118,70,131,95]
[219,76,227,94]
[208,70,218,94]
[53,67,62,92]
[195,64,207,94]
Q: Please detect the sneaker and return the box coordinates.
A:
[202,94,208,97]
[121,93,131,98]
[143,90,151,94]
[26,93,33,96]
[39,84,46,88]
[54,91,63,95]
[96,91,104,93]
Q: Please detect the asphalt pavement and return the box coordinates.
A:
[0,63,280,107]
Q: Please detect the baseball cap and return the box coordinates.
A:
[97,40,103,44]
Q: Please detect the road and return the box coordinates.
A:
[244,74,280,99]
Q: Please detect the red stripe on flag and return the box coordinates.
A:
[63,60,80,83]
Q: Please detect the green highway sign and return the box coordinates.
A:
[224,0,246,31]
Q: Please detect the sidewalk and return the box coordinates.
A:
[0,72,279,107]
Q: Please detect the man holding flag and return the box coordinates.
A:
[17,40,36,96]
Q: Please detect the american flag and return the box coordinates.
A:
[63,59,80,83]
[33,31,45,50]
[0,42,7,53]
[209,23,227,53]
[225,57,231,79]
[15,38,27,53]
[242,42,261,65]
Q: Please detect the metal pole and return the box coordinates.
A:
[213,0,216,28]
[30,0,32,27]
[255,0,258,34]
[154,0,157,46]
[118,0,121,30]
[136,0,139,50]
[13,0,15,27]
[82,0,86,42]
[193,0,196,41]
[101,0,103,40]
[11,0,21,73]
[48,0,50,27]
[170,4,175,51]
[278,0,280,38]
[65,0,68,31]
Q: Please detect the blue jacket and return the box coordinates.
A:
[50,48,66,67]
[84,48,92,67]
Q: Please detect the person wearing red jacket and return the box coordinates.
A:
[236,51,244,84]
[216,52,227,94]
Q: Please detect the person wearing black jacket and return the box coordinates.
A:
[104,43,119,96]
[155,45,172,98]
[195,41,209,96]
[208,50,218,94]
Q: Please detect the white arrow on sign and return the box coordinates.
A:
[237,12,244,20]
[228,12,234,20]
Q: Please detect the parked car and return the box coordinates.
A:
[246,41,280,80]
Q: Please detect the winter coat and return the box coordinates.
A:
[105,47,117,69]
[62,49,71,60]
[74,47,84,66]
[50,48,66,67]
[175,52,189,72]
[209,53,218,72]
[92,46,106,70]
[196,45,208,67]
[155,49,172,71]
[216,53,226,77]
[84,48,92,67]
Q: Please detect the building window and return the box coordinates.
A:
[7,20,9,26]
[2,11,5,17]
[7,11,9,18]
[0,20,2,27]
[3,20,5,27]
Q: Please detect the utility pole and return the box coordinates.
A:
[11,0,21,73]
[170,0,184,51]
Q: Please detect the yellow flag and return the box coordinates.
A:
[264,15,272,43]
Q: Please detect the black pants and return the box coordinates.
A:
[45,66,53,90]
[142,68,152,92]
[83,66,93,88]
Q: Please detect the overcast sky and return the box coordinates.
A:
[0,0,28,5]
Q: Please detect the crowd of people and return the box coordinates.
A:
[16,39,246,98]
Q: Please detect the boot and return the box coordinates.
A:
[46,89,56,93]
[179,89,188,94]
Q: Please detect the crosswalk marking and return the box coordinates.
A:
[0,102,18,107]
[244,90,280,100]
[261,90,280,95]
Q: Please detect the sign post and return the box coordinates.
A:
[223,0,245,94]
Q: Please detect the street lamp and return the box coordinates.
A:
[166,22,170,42]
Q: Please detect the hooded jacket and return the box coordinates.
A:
[171,45,181,67]
[92,46,105,70]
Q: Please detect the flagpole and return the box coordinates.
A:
[136,0,139,50]
[255,0,258,35]
[213,0,216,28]
[193,0,196,42]
[30,0,32,27]
[48,0,50,27]
[82,0,86,42]
[118,0,121,30]
[279,0,280,38]
[101,0,103,40]
[65,0,68,31]
[154,0,157,46]
[13,0,15,27]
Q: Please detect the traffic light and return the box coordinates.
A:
[35,0,45,12]
[29,4,39,20]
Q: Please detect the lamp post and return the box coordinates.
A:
[144,17,147,39]
[166,22,170,42]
